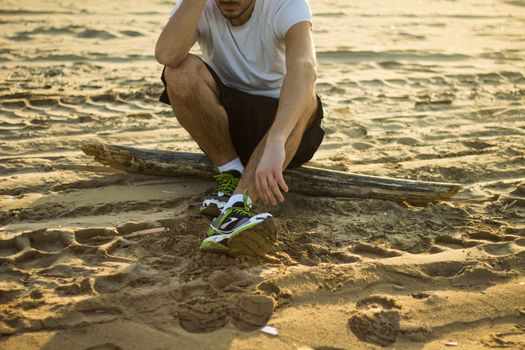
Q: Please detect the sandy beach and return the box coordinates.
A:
[1,0,524,349]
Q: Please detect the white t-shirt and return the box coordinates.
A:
[169,0,312,99]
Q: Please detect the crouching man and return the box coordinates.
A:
[155,0,324,255]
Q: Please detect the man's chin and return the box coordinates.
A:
[220,11,241,20]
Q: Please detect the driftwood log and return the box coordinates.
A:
[81,142,462,205]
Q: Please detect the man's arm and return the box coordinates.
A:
[155,0,207,67]
[255,21,318,205]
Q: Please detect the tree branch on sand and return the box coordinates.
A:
[81,142,462,205]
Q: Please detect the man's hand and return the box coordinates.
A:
[255,141,289,205]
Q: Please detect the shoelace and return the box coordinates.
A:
[229,191,254,217]
[208,191,254,236]
[230,204,254,217]
[213,173,239,196]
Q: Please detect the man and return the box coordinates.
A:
[155,0,324,256]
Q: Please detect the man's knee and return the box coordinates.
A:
[164,55,205,100]
[304,94,319,128]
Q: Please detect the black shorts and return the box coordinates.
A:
[159,62,325,168]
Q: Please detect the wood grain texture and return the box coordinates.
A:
[81,142,463,204]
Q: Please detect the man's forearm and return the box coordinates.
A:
[155,0,207,67]
[267,62,317,146]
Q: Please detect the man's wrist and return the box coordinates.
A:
[267,131,286,146]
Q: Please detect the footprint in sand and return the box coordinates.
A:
[453,264,516,286]
[230,294,276,331]
[74,227,118,245]
[178,299,230,333]
[350,242,403,259]
[94,263,163,294]
[420,259,516,287]
[420,260,466,277]
[468,230,506,242]
[0,229,73,269]
[482,242,517,256]
[433,234,482,250]
[177,294,276,333]
[0,228,128,270]
[348,295,401,347]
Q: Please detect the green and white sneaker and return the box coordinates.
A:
[200,170,241,217]
[199,193,277,256]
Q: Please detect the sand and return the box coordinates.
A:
[1,0,524,349]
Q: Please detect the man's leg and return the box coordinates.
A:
[164,54,237,166]
[235,94,319,201]
[200,94,319,256]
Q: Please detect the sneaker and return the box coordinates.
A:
[199,193,277,256]
[200,170,241,217]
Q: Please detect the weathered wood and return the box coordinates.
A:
[81,142,463,204]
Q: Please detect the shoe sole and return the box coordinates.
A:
[199,238,241,255]
[227,218,278,257]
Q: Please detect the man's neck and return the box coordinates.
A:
[229,0,256,27]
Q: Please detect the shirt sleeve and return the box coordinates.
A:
[273,0,313,40]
